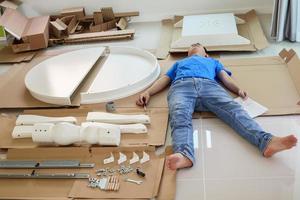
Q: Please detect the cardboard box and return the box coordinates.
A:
[0,146,169,199]
[61,7,85,20]
[50,18,68,38]
[156,10,268,59]
[0,107,169,148]
[116,17,128,30]
[0,8,49,53]
[61,15,77,34]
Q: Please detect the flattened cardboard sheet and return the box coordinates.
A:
[163,48,300,117]
[157,10,268,59]
[0,107,169,149]
[69,146,165,199]
[0,46,36,63]
[0,147,90,200]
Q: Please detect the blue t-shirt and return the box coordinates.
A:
[166,55,231,82]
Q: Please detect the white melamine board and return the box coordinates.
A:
[25,47,105,105]
[81,46,160,104]
[182,13,238,36]
[171,13,250,48]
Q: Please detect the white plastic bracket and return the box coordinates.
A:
[86,112,150,124]
[129,152,140,164]
[103,153,115,164]
[140,151,150,164]
[118,152,127,165]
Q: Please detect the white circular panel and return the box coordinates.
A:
[80,46,160,104]
[25,47,106,105]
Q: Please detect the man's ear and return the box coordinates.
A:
[205,53,209,58]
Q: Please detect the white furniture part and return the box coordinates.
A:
[81,46,160,104]
[25,47,106,105]
[16,114,77,125]
[171,13,250,48]
[81,122,147,134]
[86,112,150,124]
[12,122,121,146]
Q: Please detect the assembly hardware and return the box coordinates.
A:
[136,168,146,177]
[124,178,143,185]
[0,160,95,169]
[106,102,116,112]
[0,171,90,179]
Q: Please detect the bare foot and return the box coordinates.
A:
[263,135,297,157]
[166,153,193,170]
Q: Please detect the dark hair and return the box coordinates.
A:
[191,43,208,53]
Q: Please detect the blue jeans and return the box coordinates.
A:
[167,77,273,165]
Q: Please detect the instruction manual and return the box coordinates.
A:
[234,97,268,118]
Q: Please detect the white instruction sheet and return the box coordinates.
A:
[234,97,268,118]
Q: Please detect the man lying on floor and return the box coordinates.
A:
[136,43,298,170]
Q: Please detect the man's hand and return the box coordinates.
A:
[238,89,248,100]
[136,91,150,106]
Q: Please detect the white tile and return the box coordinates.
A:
[176,179,205,200]
[205,178,295,200]
[201,118,298,179]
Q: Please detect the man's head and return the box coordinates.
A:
[188,43,208,57]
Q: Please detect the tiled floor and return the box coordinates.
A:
[174,117,300,200]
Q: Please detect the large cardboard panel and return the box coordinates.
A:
[0,107,169,148]
[69,146,165,199]
[0,147,90,200]
[221,49,300,116]
[157,49,300,117]
[0,49,171,109]
[158,10,268,59]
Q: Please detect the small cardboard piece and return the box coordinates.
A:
[0,8,49,53]
[93,11,103,25]
[0,46,36,63]
[61,7,85,20]
[116,17,128,30]
[101,7,115,22]
[0,107,169,148]
[61,15,77,34]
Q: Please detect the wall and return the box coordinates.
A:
[20,0,275,21]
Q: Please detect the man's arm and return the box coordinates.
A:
[217,70,248,99]
[136,75,171,106]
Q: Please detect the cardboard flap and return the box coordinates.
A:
[0,8,28,39]
[285,49,300,98]
[242,9,268,50]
